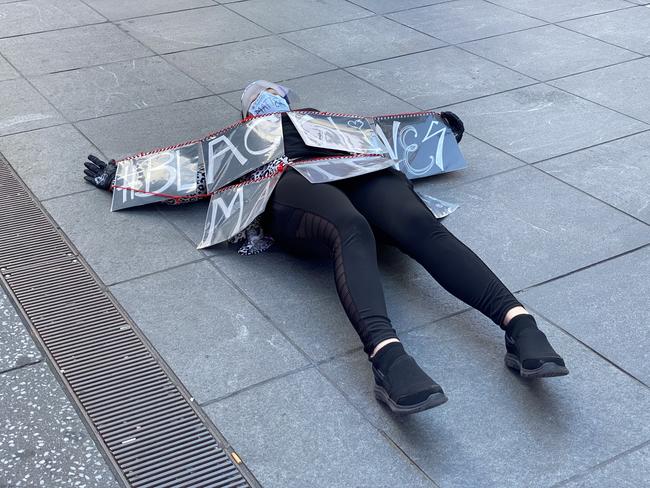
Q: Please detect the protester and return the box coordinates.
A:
[84,80,568,415]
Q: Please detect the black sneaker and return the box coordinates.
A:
[504,328,569,378]
[372,355,448,415]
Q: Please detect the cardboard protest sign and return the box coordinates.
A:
[292,155,395,184]
[198,159,286,249]
[111,142,204,211]
[203,114,284,193]
[288,112,386,155]
[373,113,467,179]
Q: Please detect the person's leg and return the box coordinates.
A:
[336,168,568,378]
[336,167,522,329]
[265,168,448,411]
[264,167,398,357]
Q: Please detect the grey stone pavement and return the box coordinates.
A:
[1,0,649,487]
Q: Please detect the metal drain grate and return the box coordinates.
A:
[0,157,259,488]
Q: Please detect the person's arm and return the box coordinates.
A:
[83,154,117,191]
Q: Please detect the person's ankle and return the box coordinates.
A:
[370,338,401,359]
[504,313,538,340]
[370,341,406,373]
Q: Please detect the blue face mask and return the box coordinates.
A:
[248,91,290,116]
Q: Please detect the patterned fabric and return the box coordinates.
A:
[225,158,286,255]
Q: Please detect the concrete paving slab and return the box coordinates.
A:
[42,190,203,285]
[0,0,105,39]
[561,6,650,55]
[552,57,650,123]
[211,249,466,361]
[349,46,534,109]
[229,0,372,33]
[282,17,444,67]
[559,444,650,488]
[82,0,214,21]
[0,363,118,487]
[445,84,648,163]
[389,0,545,45]
[110,260,309,403]
[0,288,40,374]
[486,0,631,22]
[31,57,209,121]
[0,79,64,137]
[434,166,650,291]
[537,131,650,224]
[0,124,103,201]
[319,311,650,488]
[0,24,153,77]
[75,96,240,160]
[413,133,525,193]
[219,69,417,115]
[117,6,269,55]
[461,25,639,81]
[0,54,18,81]
[205,368,435,488]
[520,246,650,385]
[164,36,335,94]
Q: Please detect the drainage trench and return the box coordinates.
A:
[0,157,259,488]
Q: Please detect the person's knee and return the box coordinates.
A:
[395,207,444,240]
[337,213,375,248]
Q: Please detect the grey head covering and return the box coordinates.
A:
[240,80,300,117]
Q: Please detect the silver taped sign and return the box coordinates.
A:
[373,112,467,179]
[203,113,284,193]
[111,142,204,211]
[288,112,386,155]
[198,165,285,249]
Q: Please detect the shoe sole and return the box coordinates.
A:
[505,353,569,378]
[373,385,448,415]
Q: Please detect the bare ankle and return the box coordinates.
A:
[502,306,529,328]
[370,338,401,358]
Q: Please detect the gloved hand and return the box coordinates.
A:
[84,154,117,191]
[440,111,464,143]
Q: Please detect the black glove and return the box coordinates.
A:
[440,111,464,143]
[84,154,117,191]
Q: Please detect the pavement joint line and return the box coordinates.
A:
[549,439,650,488]
[205,257,316,365]
[516,242,650,296]
[377,429,442,488]
[481,0,637,24]
[69,93,221,125]
[40,187,99,203]
[553,19,648,58]
[0,21,110,42]
[0,358,43,377]
[544,56,650,84]
[198,363,316,408]
[347,0,460,16]
[541,79,650,127]
[98,3,241,23]
[106,255,210,288]
[528,150,650,227]
[524,304,650,390]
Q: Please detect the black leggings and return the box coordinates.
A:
[263,166,522,357]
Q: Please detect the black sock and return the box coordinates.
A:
[504,314,565,369]
[504,313,538,339]
[370,341,406,372]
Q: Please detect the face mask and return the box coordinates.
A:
[248,91,290,116]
